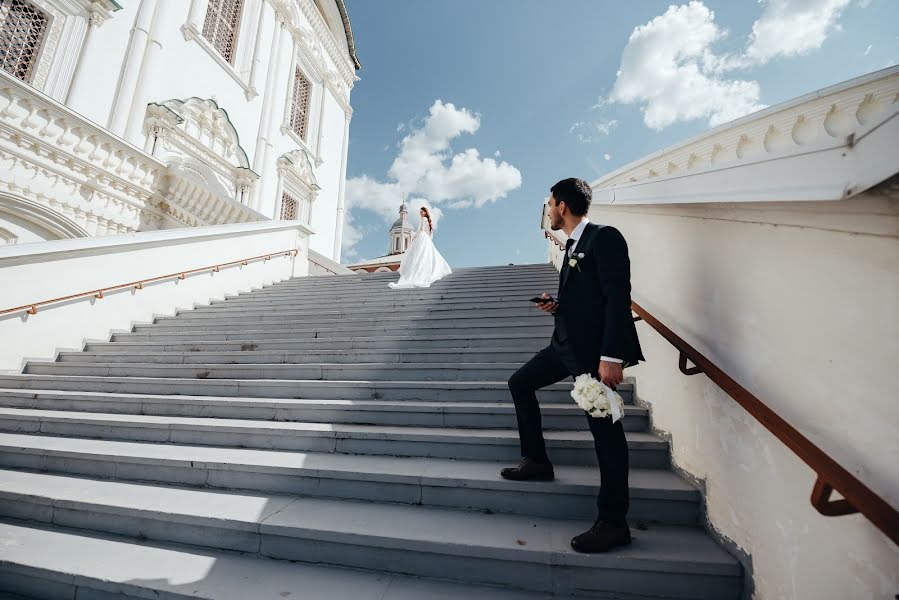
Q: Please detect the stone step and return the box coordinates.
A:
[0,374,609,403]
[273,276,561,292]
[291,264,554,282]
[0,408,665,467]
[139,314,550,332]
[277,270,558,287]
[58,348,543,365]
[130,320,554,336]
[87,333,551,352]
[254,273,558,287]
[223,283,560,301]
[26,361,547,383]
[112,323,554,342]
[0,471,741,598]
[0,433,695,523]
[195,297,545,314]
[209,293,557,309]
[0,521,575,600]
[168,305,544,323]
[0,389,645,431]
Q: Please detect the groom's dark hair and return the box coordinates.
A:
[550,178,592,216]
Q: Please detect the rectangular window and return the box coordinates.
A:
[280,192,298,220]
[202,0,242,64]
[0,0,48,82]
[289,68,312,140]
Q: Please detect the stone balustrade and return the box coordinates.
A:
[0,69,166,236]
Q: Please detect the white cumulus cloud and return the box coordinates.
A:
[606,0,859,130]
[343,100,522,258]
[340,211,364,260]
[608,1,766,130]
[743,0,853,65]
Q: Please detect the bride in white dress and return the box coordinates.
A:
[388,207,452,289]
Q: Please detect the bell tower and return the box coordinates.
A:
[388,198,413,255]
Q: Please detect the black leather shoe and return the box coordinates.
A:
[570,520,632,553]
[500,458,554,481]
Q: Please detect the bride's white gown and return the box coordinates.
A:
[388,216,452,289]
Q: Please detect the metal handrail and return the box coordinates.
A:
[543,223,898,544]
[0,249,299,318]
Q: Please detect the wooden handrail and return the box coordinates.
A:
[0,249,298,318]
[542,221,897,542]
[630,301,899,544]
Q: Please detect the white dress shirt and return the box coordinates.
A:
[565,218,623,365]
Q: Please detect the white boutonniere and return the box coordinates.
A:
[568,252,585,271]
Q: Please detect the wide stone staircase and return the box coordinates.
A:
[0,264,743,599]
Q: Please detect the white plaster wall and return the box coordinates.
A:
[65,6,134,127]
[305,89,345,256]
[0,221,311,374]
[55,0,353,259]
[585,184,899,599]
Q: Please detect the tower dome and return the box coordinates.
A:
[388,200,413,255]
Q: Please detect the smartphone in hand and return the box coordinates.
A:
[529,296,557,304]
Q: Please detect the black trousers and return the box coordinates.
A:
[507,343,630,524]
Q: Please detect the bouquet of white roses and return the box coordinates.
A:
[571,374,625,422]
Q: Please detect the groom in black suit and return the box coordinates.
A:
[501,177,644,553]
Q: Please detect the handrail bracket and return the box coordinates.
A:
[811,477,857,516]
[678,352,702,376]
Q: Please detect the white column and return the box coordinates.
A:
[247,0,267,95]
[332,109,352,262]
[108,0,157,136]
[251,15,288,210]
[65,12,101,107]
[124,0,175,144]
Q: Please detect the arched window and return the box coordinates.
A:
[0,0,48,82]
[203,0,243,64]
[290,68,312,140]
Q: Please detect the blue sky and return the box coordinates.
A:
[341,0,898,267]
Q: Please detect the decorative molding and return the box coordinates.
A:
[30,1,66,91]
[276,148,318,224]
[593,67,899,206]
[0,69,167,236]
[270,0,355,91]
[143,98,264,226]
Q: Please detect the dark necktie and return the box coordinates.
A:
[565,238,575,259]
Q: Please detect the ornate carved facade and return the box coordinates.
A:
[0,0,358,255]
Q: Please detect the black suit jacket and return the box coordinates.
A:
[552,223,644,374]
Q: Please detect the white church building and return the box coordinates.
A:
[0,0,358,262]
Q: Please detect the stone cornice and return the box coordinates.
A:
[271,0,356,91]
[593,66,899,203]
